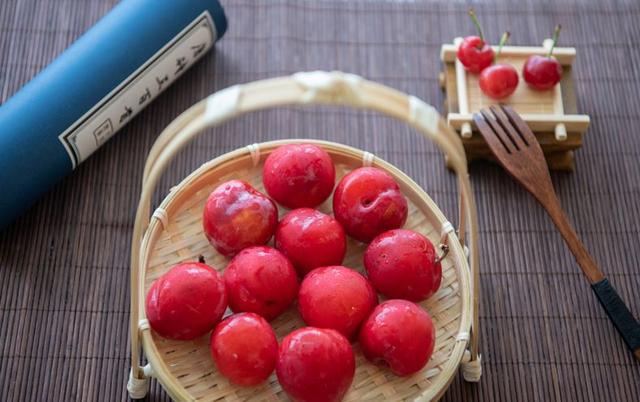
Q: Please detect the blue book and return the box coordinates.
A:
[0,0,227,230]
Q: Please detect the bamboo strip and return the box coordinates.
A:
[441,41,576,65]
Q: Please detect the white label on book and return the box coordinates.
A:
[58,11,215,168]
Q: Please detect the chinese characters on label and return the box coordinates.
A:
[191,43,206,58]
[59,16,214,168]
[119,105,133,124]
[138,87,151,105]
[156,74,169,90]
[119,39,209,127]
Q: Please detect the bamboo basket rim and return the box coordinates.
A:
[128,71,481,401]
[139,139,472,401]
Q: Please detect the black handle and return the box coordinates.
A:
[591,278,640,361]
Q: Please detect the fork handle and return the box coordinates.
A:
[591,278,640,360]
[544,198,640,361]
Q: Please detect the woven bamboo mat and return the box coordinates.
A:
[1,0,639,401]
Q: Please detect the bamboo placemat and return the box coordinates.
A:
[1,0,639,400]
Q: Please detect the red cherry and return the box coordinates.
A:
[479,63,519,99]
[478,31,519,100]
[276,327,355,402]
[523,26,564,90]
[456,9,494,73]
[224,246,298,321]
[523,55,562,90]
[359,300,436,376]
[146,262,227,340]
[210,313,278,386]
[263,143,336,209]
[298,266,377,339]
[202,180,278,257]
[364,229,442,302]
[333,167,408,243]
[457,36,494,73]
[275,208,346,276]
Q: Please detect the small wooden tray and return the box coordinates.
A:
[440,38,590,171]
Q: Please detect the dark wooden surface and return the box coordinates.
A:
[1,0,639,401]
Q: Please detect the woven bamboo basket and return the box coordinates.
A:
[127,71,481,401]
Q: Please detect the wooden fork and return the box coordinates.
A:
[474,105,640,361]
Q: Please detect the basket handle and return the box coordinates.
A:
[129,71,481,383]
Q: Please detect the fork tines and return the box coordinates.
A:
[473,105,535,155]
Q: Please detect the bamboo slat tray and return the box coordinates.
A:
[439,38,590,171]
[127,72,482,401]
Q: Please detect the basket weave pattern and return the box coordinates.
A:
[141,143,467,401]
[129,72,480,401]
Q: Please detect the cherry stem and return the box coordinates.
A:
[468,8,485,43]
[547,25,562,58]
[495,31,510,63]
[435,244,450,264]
[198,255,205,264]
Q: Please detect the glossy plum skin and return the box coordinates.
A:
[359,300,436,376]
[146,262,227,340]
[202,180,278,257]
[298,266,377,339]
[275,208,346,276]
[364,229,442,302]
[479,63,520,99]
[224,246,298,321]
[523,55,563,90]
[333,167,408,243]
[210,313,278,386]
[457,36,494,73]
[276,327,355,402]
[263,144,336,209]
